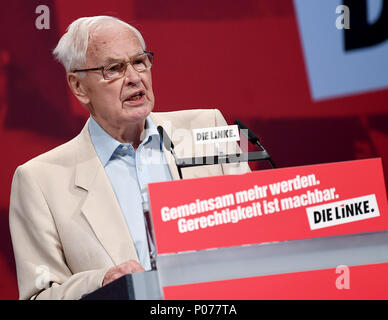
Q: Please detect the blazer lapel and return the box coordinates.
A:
[150,112,221,180]
[74,120,139,265]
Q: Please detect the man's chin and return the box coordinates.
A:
[123,105,153,123]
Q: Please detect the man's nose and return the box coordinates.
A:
[124,64,141,85]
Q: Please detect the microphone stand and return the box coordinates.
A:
[142,200,157,271]
[157,124,276,180]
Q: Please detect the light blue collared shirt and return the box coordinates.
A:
[88,116,172,271]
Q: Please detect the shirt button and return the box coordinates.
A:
[122,145,128,150]
[138,165,143,171]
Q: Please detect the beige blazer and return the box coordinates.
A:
[9,109,250,300]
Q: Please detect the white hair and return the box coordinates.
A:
[53,16,146,72]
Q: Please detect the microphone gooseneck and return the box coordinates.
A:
[234,120,276,168]
[157,126,183,179]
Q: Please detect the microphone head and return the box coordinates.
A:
[234,119,243,127]
[234,120,259,144]
[156,125,164,138]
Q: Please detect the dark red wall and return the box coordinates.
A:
[0,0,386,299]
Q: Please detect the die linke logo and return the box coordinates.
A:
[306,194,380,230]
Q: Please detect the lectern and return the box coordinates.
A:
[82,158,388,300]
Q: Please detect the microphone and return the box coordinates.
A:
[157,126,183,179]
[234,120,276,168]
[234,120,263,148]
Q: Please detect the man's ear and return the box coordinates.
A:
[67,73,91,105]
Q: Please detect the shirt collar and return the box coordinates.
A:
[88,116,161,167]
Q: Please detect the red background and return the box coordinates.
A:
[0,0,387,299]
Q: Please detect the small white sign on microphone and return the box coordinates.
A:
[193,125,240,144]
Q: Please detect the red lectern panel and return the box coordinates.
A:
[149,158,387,255]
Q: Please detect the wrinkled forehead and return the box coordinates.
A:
[86,23,143,66]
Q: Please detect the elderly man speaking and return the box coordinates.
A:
[9,16,249,300]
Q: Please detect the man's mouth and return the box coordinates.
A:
[125,91,145,102]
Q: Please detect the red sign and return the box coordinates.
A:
[148,158,388,254]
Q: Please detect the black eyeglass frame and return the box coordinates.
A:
[72,51,154,80]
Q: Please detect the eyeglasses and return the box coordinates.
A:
[73,51,154,81]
